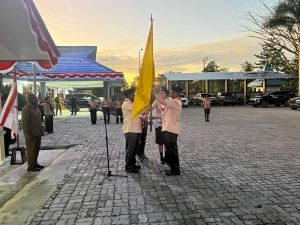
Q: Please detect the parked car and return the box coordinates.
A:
[191,93,216,106]
[64,93,101,111]
[216,92,242,106]
[288,96,300,110]
[180,94,189,107]
[249,90,296,107]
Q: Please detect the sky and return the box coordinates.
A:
[35,0,276,83]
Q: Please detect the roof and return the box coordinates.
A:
[13,46,124,82]
[0,0,60,71]
[164,71,294,81]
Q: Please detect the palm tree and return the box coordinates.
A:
[264,0,300,96]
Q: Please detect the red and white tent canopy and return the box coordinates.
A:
[0,0,60,71]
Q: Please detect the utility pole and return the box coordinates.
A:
[202,57,208,72]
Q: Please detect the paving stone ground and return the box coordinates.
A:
[15,107,300,225]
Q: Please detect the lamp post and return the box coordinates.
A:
[139,48,143,74]
[203,57,209,93]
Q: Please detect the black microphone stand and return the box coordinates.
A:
[98,109,127,186]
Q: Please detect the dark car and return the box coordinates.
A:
[191,93,216,106]
[216,92,242,106]
[249,90,296,107]
[64,93,101,111]
[288,96,300,110]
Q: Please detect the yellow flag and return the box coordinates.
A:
[132,17,155,119]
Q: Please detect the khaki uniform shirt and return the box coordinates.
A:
[42,102,54,116]
[162,98,182,134]
[21,104,43,138]
[122,99,142,134]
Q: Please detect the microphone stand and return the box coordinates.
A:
[98,108,127,186]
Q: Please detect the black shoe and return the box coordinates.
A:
[27,166,40,172]
[134,165,141,169]
[36,164,45,169]
[164,169,171,172]
[165,171,180,176]
[126,169,139,173]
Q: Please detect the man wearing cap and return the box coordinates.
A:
[154,87,182,176]
[122,88,142,173]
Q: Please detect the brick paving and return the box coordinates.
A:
[28,107,299,225]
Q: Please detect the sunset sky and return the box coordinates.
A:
[35,0,276,83]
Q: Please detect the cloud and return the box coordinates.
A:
[97,35,261,83]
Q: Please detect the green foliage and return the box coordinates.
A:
[254,42,298,93]
[155,74,167,88]
[241,61,254,72]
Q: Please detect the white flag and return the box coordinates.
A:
[0,75,18,138]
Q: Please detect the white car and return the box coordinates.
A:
[180,94,189,108]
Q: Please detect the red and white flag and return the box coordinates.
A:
[0,75,18,138]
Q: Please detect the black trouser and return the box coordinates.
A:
[137,127,147,156]
[115,108,123,124]
[45,115,53,133]
[71,105,77,115]
[90,108,97,124]
[4,127,12,156]
[125,132,141,170]
[102,107,110,124]
[163,131,180,173]
[204,108,210,121]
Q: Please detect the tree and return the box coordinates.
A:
[241,61,254,72]
[246,0,300,95]
[264,0,300,95]
[155,73,167,88]
[204,61,227,94]
[254,42,298,92]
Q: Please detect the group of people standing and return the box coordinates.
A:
[122,87,182,176]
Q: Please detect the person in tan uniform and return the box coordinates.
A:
[115,98,123,124]
[151,88,168,164]
[101,96,111,124]
[202,97,211,122]
[154,87,182,176]
[122,88,142,173]
[42,96,54,133]
[22,94,44,172]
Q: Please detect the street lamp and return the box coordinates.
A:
[139,48,143,74]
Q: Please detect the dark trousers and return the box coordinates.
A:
[103,107,110,124]
[163,131,180,173]
[115,108,123,124]
[204,108,210,121]
[45,115,53,133]
[137,128,147,156]
[125,133,141,170]
[90,108,97,124]
[71,105,77,115]
[4,127,12,156]
[25,136,41,168]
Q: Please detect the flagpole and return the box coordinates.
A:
[0,74,5,163]
[14,75,20,149]
[149,15,153,132]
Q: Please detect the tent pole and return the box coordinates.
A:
[32,63,37,96]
